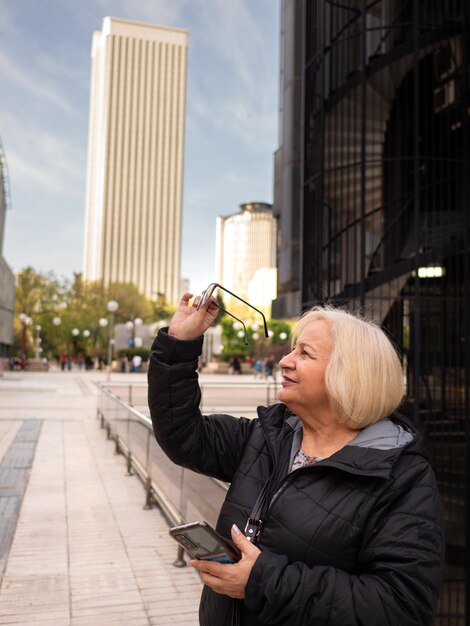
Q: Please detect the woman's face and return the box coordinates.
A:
[278,319,333,418]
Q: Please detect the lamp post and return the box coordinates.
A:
[34,325,42,360]
[125,317,143,348]
[81,330,90,369]
[71,328,80,355]
[18,313,33,354]
[106,300,119,380]
[99,318,108,329]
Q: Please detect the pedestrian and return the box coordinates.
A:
[148,294,444,626]
[59,351,67,371]
[120,353,129,373]
[132,354,142,373]
[264,355,275,379]
[229,356,241,375]
[254,358,263,379]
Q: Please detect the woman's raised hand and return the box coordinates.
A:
[168,293,219,341]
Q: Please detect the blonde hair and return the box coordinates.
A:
[291,306,405,429]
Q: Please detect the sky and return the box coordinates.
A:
[0,0,280,298]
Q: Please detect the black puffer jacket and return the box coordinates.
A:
[148,329,445,626]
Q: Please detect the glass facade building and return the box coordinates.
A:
[273,1,470,622]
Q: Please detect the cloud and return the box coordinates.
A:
[184,1,279,154]
[1,0,280,291]
[61,0,190,31]
[3,112,85,199]
[0,52,80,118]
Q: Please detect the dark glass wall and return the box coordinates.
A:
[276,1,470,622]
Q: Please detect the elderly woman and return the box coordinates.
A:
[148,294,444,626]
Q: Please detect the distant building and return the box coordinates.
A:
[83,17,188,305]
[215,202,277,315]
[248,267,277,319]
[0,136,15,358]
[179,277,190,296]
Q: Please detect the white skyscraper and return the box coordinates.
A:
[83,17,188,304]
[216,202,277,316]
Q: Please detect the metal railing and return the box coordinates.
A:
[96,382,232,566]
[102,378,281,418]
[96,378,281,563]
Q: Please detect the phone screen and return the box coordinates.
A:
[171,523,240,563]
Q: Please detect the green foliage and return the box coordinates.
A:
[218,349,247,363]
[13,268,171,357]
[220,317,293,362]
[117,347,150,361]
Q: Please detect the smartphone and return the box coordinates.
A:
[169,521,241,564]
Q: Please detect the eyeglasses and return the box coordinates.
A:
[197,282,269,345]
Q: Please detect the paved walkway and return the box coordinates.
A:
[0,370,202,626]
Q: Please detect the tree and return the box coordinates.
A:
[12,268,174,358]
[13,267,67,356]
[220,317,292,362]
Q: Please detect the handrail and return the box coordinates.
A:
[101,378,281,412]
[95,382,229,566]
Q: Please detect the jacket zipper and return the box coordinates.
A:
[258,461,389,544]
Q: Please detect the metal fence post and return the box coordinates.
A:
[143,475,154,510]
[126,451,133,476]
[173,545,186,568]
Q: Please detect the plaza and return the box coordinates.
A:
[0,369,207,626]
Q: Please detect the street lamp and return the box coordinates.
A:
[126,317,143,347]
[34,325,42,359]
[97,318,109,362]
[18,313,33,354]
[106,300,119,380]
[71,328,80,355]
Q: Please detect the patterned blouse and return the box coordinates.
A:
[291,449,324,472]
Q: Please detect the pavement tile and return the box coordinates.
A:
[0,372,203,625]
[71,615,149,626]
[0,618,70,626]
[152,620,198,626]
[71,602,146,618]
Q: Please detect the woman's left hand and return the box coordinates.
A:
[188,524,261,599]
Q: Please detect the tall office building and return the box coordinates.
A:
[215,202,277,316]
[83,17,188,304]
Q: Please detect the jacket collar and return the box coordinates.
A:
[257,404,425,479]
